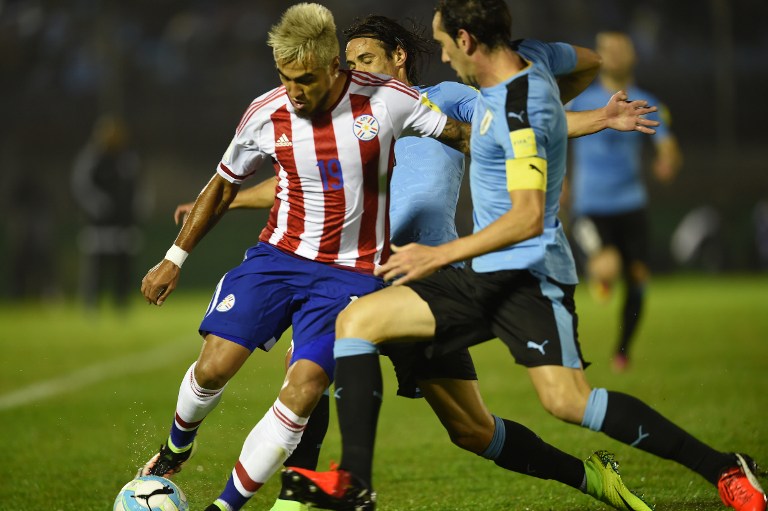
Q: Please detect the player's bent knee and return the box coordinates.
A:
[280,375,328,415]
[444,420,494,454]
[539,392,585,424]
[193,361,230,390]
[336,302,379,339]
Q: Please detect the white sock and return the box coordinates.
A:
[231,399,308,497]
[171,362,225,446]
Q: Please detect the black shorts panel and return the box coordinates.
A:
[406,266,587,369]
[380,343,477,399]
[583,208,649,266]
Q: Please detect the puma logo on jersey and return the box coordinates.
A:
[529,163,543,175]
[526,339,549,355]
[275,133,293,147]
[507,109,526,124]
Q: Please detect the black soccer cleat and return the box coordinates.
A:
[138,439,197,478]
[282,466,376,511]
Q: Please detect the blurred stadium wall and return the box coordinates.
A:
[1,0,766,299]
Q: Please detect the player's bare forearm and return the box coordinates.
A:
[435,190,543,264]
[229,177,277,209]
[567,91,659,138]
[175,176,275,225]
[436,118,471,154]
[143,174,239,306]
[566,110,609,138]
[173,174,240,252]
[558,46,601,104]
[376,190,544,284]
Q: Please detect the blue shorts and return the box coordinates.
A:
[199,243,384,379]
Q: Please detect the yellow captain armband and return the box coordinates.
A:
[506,156,547,192]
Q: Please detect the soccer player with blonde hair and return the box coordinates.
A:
[137,3,469,511]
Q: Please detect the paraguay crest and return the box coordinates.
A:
[216,294,236,312]
[352,114,380,141]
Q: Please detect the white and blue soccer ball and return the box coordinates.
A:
[113,475,189,511]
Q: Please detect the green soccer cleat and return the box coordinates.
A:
[268,498,309,511]
[584,450,654,511]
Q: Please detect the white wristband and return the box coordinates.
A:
[165,245,189,268]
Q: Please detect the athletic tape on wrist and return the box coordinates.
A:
[165,245,189,268]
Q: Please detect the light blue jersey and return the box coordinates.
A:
[390,81,477,248]
[469,39,578,284]
[568,81,670,216]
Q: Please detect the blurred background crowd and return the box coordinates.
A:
[1,0,766,307]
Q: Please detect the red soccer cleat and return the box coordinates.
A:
[718,454,767,511]
[282,464,376,511]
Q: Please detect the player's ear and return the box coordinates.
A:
[393,46,407,68]
[457,29,477,55]
[330,55,341,77]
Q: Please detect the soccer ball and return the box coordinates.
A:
[113,475,189,511]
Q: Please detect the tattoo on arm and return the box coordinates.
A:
[437,118,471,154]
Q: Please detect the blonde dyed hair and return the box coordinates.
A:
[267,3,339,68]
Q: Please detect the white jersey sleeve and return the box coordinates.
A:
[366,73,447,140]
[215,89,280,184]
[399,95,448,139]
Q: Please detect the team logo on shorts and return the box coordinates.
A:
[352,114,380,141]
[216,293,236,312]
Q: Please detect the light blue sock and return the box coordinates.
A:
[480,415,506,459]
[581,388,608,432]
[334,337,378,359]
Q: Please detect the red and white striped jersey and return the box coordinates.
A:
[216,70,447,274]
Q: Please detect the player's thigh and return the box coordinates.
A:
[527,364,592,423]
[336,285,436,342]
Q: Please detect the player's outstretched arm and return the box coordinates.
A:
[566,90,660,138]
[377,188,545,285]
[142,174,240,306]
[173,176,277,225]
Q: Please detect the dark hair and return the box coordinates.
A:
[435,0,512,50]
[343,15,434,85]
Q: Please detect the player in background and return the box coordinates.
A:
[283,2,766,511]
[567,31,683,372]
[136,4,472,511]
[169,14,662,511]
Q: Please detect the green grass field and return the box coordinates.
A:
[1,274,766,511]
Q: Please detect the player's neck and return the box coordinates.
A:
[475,47,526,88]
[395,68,413,87]
[319,70,350,112]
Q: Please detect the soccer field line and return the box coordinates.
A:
[0,337,193,411]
